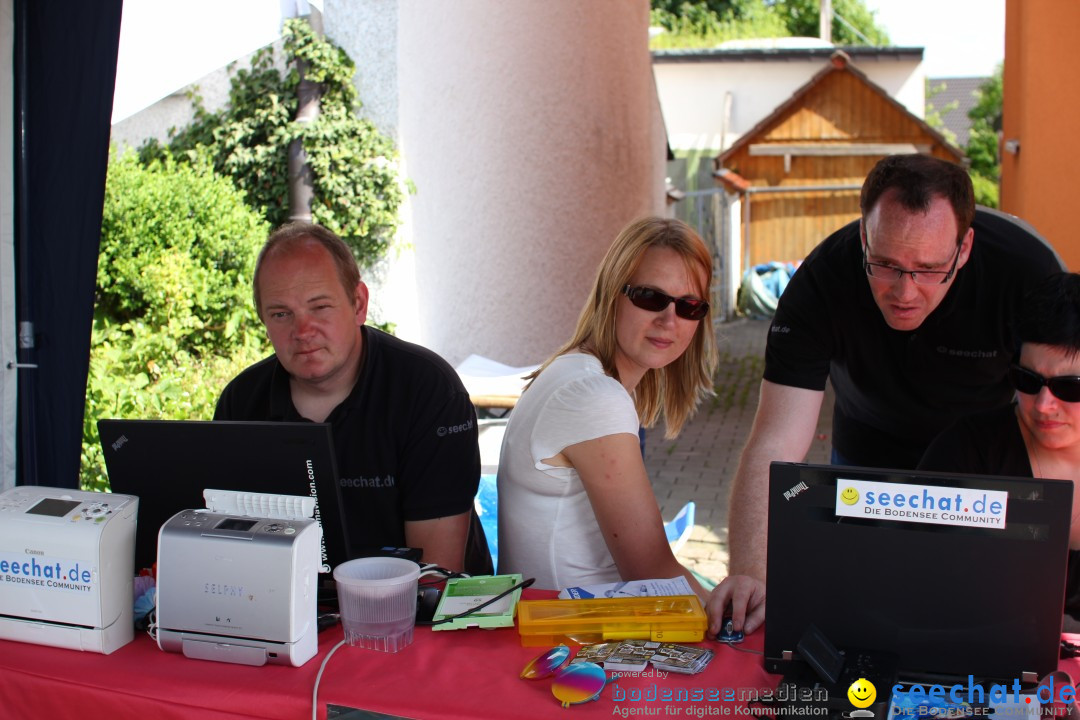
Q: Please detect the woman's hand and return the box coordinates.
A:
[705,575,765,637]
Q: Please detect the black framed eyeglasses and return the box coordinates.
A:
[862,235,962,286]
[622,285,709,321]
[1009,364,1080,403]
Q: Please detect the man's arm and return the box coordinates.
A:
[405,512,472,570]
[397,377,480,574]
[727,380,824,581]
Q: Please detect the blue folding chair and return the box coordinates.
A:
[664,501,695,555]
[475,473,499,571]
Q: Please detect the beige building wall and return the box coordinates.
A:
[1001,0,1079,268]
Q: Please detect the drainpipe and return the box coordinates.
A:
[288,10,324,223]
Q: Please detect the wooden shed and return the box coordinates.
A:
[715,51,963,267]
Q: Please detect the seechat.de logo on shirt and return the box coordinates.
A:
[835,479,1007,531]
[436,418,475,438]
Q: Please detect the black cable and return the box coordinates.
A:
[419,571,468,586]
[416,577,535,626]
[417,564,470,586]
[723,643,764,656]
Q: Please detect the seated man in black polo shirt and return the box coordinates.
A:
[727,154,1064,581]
[215,222,485,573]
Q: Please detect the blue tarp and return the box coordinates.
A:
[737,262,798,319]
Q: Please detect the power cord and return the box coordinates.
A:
[145,608,158,643]
[417,563,468,585]
[723,643,763,656]
[311,577,534,717]
[311,639,347,720]
[143,588,159,642]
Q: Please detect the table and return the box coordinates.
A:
[5,596,1080,720]
[0,590,777,720]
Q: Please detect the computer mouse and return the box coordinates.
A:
[416,586,441,623]
[716,618,744,644]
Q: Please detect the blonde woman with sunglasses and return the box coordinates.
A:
[497,217,765,636]
[920,272,1080,623]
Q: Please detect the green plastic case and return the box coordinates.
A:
[429,574,524,631]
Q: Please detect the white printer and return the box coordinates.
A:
[156,490,322,667]
[0,485,137,654]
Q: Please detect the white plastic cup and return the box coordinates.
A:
[333,557,420,652]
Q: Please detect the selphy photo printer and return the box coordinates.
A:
[156,490,322,667]
[0,486,137,654]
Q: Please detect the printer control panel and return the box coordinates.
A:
[0,487,136,526]
[167,511,308,540]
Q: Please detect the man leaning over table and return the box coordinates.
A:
[727,154,1064,581]
[215,221,488,574]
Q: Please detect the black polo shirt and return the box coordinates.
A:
[215,326,481,558]
[764,208,1063,470]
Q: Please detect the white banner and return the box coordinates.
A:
[835,479,1008,530]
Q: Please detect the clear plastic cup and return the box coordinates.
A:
[333,557,420,652]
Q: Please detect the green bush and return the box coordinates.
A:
[82,151,271,490]
[98,151,269,352]
[970,172,999,210]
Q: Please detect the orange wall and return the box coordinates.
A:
[1001,0,1080,269]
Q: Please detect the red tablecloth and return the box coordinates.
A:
[0,591,778,720]
[7,596,1080,720]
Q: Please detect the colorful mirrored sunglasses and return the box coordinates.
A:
[622,285,709,321]
[520,645,608,708]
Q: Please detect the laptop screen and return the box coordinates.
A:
[98,419,350,575]
[765,462,1072,683]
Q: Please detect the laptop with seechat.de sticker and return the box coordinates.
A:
[765,462,1072,686]
[98,419,350,576]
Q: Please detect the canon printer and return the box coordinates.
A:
[156,490,322,667]
[0,486,138,654]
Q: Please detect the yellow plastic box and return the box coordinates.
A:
[515,595,707,646]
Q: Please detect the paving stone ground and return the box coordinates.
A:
[646,318,835,583]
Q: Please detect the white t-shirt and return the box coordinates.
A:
[496,352,640,590]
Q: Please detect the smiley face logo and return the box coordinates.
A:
[840,487,860,506]
[848,678,876,709]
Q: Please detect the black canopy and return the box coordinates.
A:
[14,0,124,487]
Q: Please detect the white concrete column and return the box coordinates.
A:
[397,0,662,366]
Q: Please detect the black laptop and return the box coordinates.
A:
[765,462,1073,685]
[98,419,350,576]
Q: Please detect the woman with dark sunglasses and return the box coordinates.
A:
[496,216,765,637]
[920,272,1080,621]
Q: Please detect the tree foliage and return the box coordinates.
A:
[777,0,889,45]
[82,151,271,490]
[924,79,959,147]
[965,65,1003,208]
[141,18,403,267]
[650,0,889,49]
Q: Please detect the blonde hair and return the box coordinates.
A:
[528,216,717,438]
